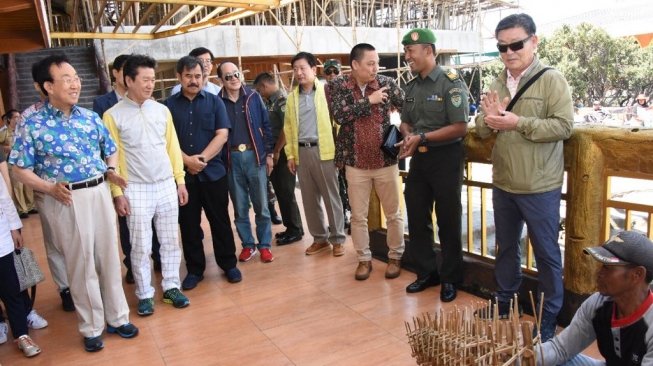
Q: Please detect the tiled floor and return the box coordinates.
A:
[0,205,601,365]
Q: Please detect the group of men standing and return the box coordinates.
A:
[11,11,650,365]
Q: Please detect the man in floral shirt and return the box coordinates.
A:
[327,43,405,281]
[9,54,138,352]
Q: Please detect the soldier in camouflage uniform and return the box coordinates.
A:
[254,72,304,245]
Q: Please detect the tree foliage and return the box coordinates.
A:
[482,23,653,107]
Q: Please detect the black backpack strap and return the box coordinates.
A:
[505,67,552,112]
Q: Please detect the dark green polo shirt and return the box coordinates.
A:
[401,65,468,137]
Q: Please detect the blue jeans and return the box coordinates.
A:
[493,187,564,316]
[560,354,604,366]
[228,150,272,249]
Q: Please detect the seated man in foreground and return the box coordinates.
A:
[537,230,653,365]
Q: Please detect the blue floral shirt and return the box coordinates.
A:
[8,102,116,183]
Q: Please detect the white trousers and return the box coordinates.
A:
[125,179,182,300]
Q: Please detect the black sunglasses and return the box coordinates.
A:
[496,35,532,53]
[224,71,241,81]
[325,68,340,76]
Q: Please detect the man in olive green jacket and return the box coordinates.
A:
[475,13,573,342]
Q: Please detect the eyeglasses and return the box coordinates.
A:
[325,68,339,76]
[52,76,82,85]
[223,71,241,81]
[197,58,213,65]
[496,35,532,53]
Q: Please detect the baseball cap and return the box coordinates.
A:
[323,59,341,71]
[584,231,653,274]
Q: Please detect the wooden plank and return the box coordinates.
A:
[112,1,136,33]
[0,0,33,13]
[149,3,184,34]
[173,5,204,27]
[50,31,154,39]
[132,2,158,33]
[92,0,108,32]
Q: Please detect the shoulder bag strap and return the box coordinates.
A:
[505,67,552,112]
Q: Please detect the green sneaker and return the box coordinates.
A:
[163,288,189,308]
[137,298,154,316]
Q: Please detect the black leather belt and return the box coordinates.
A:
[231,144,253,152]
[298,141,318,147]
[67,175,104,191]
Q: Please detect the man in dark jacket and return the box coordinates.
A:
[218,62,275,263]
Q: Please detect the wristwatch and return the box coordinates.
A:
[418,132,427,145]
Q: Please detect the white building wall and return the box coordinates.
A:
[98,25,482,62]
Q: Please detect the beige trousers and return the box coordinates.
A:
[9,166,34,214]
[297,146,346,244]
[345,164,405,262]
[39,181,130,337]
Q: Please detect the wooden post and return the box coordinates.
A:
[7,54,18,109]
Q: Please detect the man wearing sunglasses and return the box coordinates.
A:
[475,13,574,341]
[323,59,341,82]
[537,230,653,365]
[218,62,275,263]
[323,58,352,233]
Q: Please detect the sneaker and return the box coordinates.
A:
[305,242,330,255]
[17,335,41,357]
[332,243,345,257]
[181,273,204,290]
[27,310,48,329]
[355,261,372,281]
[163,288,190,308]
[60,288,75,312]
[225,267,242,283]
[260,248,274,263]
[0,321,7,344]
[137,298,154,316]
[238,247,258,262]
[83,335,104,352]
[107,323,139,338]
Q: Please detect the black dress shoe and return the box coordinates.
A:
[275,231,288,239]
[277,234,303,245]
[440,283,457,302]
[406,274,440,293]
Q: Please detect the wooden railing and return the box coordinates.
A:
[373,126,653,297]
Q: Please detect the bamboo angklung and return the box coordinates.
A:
[405,294,543,365]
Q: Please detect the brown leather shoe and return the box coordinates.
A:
[355,261,372,281]
[305,242,330,255]
[332,243,345,257]
[385,259,401,279]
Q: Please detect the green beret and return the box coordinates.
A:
[401,28,437,46]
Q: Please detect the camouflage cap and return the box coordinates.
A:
[402,28,437,46]
[323,59,341,71]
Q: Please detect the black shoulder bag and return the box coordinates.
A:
[505,67,552,112]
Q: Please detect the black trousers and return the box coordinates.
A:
[269,150,304,236]
[404,142,464,283]
[0,252,29,339]
[179,175,237,275]
[118,217,161,271]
